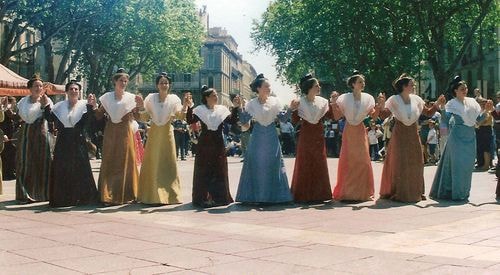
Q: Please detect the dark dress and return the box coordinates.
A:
[290,109,333,202]
[44,104,99,207]
[186,106,238,207]
[0,109,20,180]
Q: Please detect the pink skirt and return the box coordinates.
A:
[333,123,374,201]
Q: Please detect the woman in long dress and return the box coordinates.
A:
[95,68,140,205]
[430,76,488,201]
[290,74,333,203]
[16,75,53,203]
[136,72,186,205]
[379,74,445,202]
[331,71,381,201]
[236,74,293,204]
[186,85,240,207]
[45,81,99,207]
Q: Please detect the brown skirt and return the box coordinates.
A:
[380,120,424,202]
[98,115,139,204]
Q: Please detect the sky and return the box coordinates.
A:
[194,0,296,103]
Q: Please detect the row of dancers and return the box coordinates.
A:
[4,69,498,208]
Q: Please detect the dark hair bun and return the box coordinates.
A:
[116,68,127,74]
[299,73,313,85]
[451,75,462,85]
[352,70,361,76]
[250,73,268,93]
[200,85,209,92]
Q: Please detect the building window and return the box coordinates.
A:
[208,53,214,69]
[208,76,214,88]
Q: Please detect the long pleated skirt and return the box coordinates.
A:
[291,120,332,202]
[236,122,292,203]
[333,123,374,201]
[98,118,139,204]
[15,118,52,202]
[380,121,424,202]
[138,123,181,204]
[430,115,475,201]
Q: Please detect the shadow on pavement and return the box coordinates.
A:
[1,197,498,215]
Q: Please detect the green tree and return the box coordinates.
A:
[1,0,204,93]
[0,0,96,67]
[81,0,204,94]
[252,0,497,95]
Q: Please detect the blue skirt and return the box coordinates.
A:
[430,115,476,200]
[236,122,292,203]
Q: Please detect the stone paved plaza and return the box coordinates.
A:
[1,157,499,274]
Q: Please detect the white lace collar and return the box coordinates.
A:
[144,93,182,126]
[386,94,424,126]
[99,91,136,123]
[445,97,481,127]
[336,92,375,126]
[193,104,231,131]
[245,96,282,126]
[298,96,329,124]
[18,95,54,124]
[52,100,88,128]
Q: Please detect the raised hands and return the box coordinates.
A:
[232,95,245,109]
[330,91,340,103]
[40,94,49,107]
[135,94,144,110]
[376,92,386,110]
[435,94,447,108]
[290,98,300,111]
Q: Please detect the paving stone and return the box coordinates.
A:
[121,246,246,269]
[50,254,154,274]
[13,245,105,261]
[195,258,314,275]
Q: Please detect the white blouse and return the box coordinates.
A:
[99,91,136,123]
[52,100,88,128]
[445,97,481,127]
[385,94,425,126]
[144,93,182,126]
[336,92,375,126]
[193,104,231,131]
[18,96,54,124]
[298,96,329,124]
[245,96,282,126]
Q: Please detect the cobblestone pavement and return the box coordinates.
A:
[1,157,499,274]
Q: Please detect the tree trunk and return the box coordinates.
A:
[43,38,55,82]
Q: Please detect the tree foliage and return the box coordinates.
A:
[0,0,204,94]
[252,0,497,96]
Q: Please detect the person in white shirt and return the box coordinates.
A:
[426,120,439,163]
[279,120,295,155]
[367,123,383,160]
